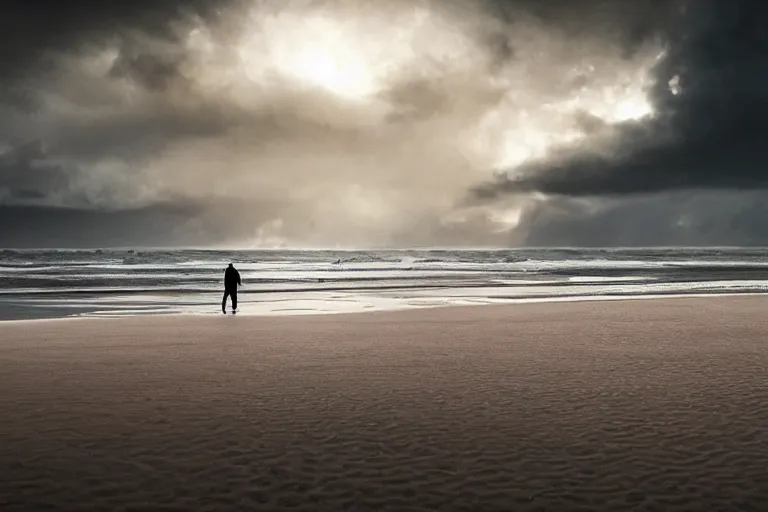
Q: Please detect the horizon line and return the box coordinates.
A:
[4,245,768,251]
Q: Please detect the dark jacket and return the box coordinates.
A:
[224,266,242,290]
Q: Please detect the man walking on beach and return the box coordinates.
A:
[222,263,242,314]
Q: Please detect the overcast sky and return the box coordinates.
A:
[2,0,767,248]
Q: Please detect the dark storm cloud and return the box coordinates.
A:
[0,0,228,83]
[0,204,205,248]
[0,141,69,204]
[486,0,678,45]
[2,0,764,248]
[516,191,768,247]
[471,0,768,200]
[107,49,186,91]
[0,0,246,218]
[0,195,297,248]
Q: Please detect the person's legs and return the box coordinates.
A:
[231,290,238,311]
[222,290,229,313]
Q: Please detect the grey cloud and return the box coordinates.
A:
[0,1,229,83]
[10,190,768,248]
[0,142,71,206]
[471,0,768,201]
[517,191,768,247]
[108,48,186,91]
[3,0,767,248]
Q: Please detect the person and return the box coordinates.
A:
[222,263,242,314]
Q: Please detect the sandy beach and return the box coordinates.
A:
[2,297,768,511]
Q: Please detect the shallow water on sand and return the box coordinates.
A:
[2,247,768,319]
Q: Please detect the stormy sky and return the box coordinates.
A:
[1,0,767,248]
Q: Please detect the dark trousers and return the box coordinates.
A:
[222,289,237,311]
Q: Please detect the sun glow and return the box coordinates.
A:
[575,85,655,124]
[197,2,662,177]
[238,12,392,101]
[282,40,377,99]
[234,4,488,102]
[483,59,658,170]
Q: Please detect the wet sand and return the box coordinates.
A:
[2,297,768,511]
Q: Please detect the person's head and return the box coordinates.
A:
[228,263,234,268]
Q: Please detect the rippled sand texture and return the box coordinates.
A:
[2,297,768,511]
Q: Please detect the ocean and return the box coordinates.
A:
[2,248,768,320]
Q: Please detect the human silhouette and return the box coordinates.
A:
[222,263,242,314]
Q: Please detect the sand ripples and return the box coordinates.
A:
[2,298,768,510]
